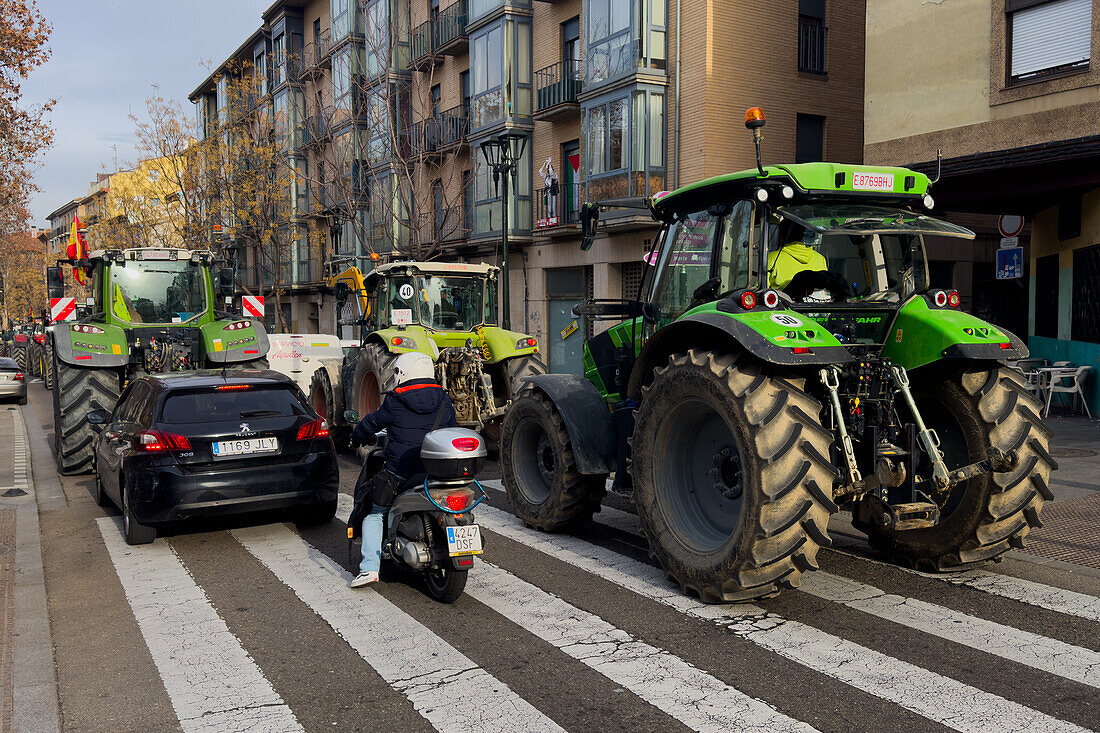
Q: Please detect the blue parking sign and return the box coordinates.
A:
[996,247,1023,280]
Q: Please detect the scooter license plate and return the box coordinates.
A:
[446,525,483,556]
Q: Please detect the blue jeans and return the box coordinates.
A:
[359,503,389,574]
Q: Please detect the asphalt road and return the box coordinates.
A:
[15,380,1100,732]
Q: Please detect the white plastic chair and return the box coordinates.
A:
[1043,366,1092,418]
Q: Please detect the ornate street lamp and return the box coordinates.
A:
[480,131,527,331]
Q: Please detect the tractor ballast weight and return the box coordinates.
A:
[48,247,270,474]
[500,108,1052,603]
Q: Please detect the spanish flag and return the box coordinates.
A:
[67,216,87,284]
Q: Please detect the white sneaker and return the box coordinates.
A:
[348,571,379,588]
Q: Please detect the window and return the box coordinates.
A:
[798,0,827,73]
[473,133,531,235]
[795,114,825,163]
[585,89,665,200]
[563,16,581,63]
[273,34,286,87]
[331,0,353,42]
[585,0,666,85]
[1008,0,1091,83]
[649,211,719,325]
[255,51,269,96]
[161,387,308,424]
[471,18,532,129]
[469,0,532,24]
[1072,244,1100,343]
[1034,253,1059,338]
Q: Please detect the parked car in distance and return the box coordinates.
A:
[89,370,339,545]
[266,334,345,398]
[0,357,27,405]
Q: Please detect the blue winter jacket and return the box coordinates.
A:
[352,378,457,477]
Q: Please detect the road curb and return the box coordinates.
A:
[9,406,61,733]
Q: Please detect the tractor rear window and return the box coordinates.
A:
[776,204,974,238]
[160,387,309,424]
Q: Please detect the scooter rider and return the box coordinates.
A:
[347,351,456,588]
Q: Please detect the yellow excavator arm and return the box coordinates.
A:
[328,267,370,320]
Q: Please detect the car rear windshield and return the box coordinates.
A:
[159,386,310,424]
[0,358,17,370]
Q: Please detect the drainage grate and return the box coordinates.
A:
[1023,493,1100,569]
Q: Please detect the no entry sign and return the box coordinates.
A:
[49,297,77,322]
[243,295,265,319]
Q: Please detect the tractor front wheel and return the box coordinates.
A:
[631,350,837,603]
[500,391,607,531]
[859,367,1052,570]
[353,343,397,417]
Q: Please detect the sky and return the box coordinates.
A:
[23,0,271,226]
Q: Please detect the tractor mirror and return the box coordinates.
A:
[46,267,64,299]
[579,203,599,251]
[343,410,360,423]
[334,281,350,305]
[218,268,235,297]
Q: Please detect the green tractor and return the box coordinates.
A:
[311,261,544,448]
[500,110,1052,602]
[48,247,270,474]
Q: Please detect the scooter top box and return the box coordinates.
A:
[422,427,487,479]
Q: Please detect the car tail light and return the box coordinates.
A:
[136,430,191,452]
[451,436,480,452]
[947,290,960,308]
[445,494,469,511]
[13,373,24,381]
[763,290,780,308]
[933,290,948,308]
[740,291,756,310]
[216,384,251,391]
[297,418,330,440]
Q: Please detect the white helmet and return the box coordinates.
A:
[393,352,435,385]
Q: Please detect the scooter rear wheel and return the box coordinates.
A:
[425,565,467,603]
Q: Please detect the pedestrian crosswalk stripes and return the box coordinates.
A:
[96,518,303,733]
[798,571,1100,688]
[468,562,817,733]
[472,504,1091,733]
[229,522,566,733]
[91,492,1100,733]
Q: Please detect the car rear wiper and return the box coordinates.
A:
[239,409,281,418]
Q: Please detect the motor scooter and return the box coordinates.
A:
[346,412,487,603]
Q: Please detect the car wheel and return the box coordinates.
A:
[92,471,111,508]
[121,480,156,545]
[295,499,338,526]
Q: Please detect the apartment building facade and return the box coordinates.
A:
[864,0,1099,412]
[193,0,866,358]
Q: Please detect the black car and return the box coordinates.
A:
[89,370,340,545]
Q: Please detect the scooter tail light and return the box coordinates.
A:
[445,495,469,511]
[451,436,480,451]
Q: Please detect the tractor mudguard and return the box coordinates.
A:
[52,322,129,367]
[626,310,853,400]
[201,319,271,363]
[522,373,617,475]
[476,326,540,363]
[880,296,1027,370]
[371,326,441,359]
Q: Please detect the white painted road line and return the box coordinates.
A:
[799,571,1100,688]
[231,522,565,733]
[468,562,817,733]
[474,504,1090,733]
[97,518,303,733]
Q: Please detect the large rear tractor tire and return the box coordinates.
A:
[42,345,54,390]
[27,344,41,378]
[15,347,27,374]
[500,391,607,531]
[631,350,838,603]
[53,357,120,475]
[310,367,350,449]
[353,343,397,417]
[859,366,1053,570]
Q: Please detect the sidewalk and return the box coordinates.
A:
[0,403,60,733]
[1018,414,1100,569]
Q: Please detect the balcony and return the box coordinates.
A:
[411,0,469,69]
[409,104,469,158]
[416,204,470,247]
[300,30,332,79]
[304,107,333,148]
[534,59,581,120]
[533,182,581,233]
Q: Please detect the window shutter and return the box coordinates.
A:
[1011,0,1092,79]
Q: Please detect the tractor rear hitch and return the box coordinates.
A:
[863,493,941,531]
[945,447,1020,486]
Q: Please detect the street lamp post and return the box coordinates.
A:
[480,132,527,331]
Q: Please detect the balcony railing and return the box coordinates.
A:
[411,0,469,65]
[416,204,469,246]
[534,182,581,230]
[409,104,469,156]
[411,20,438,66]
[798,17,827,73]
[534,59,582,116]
